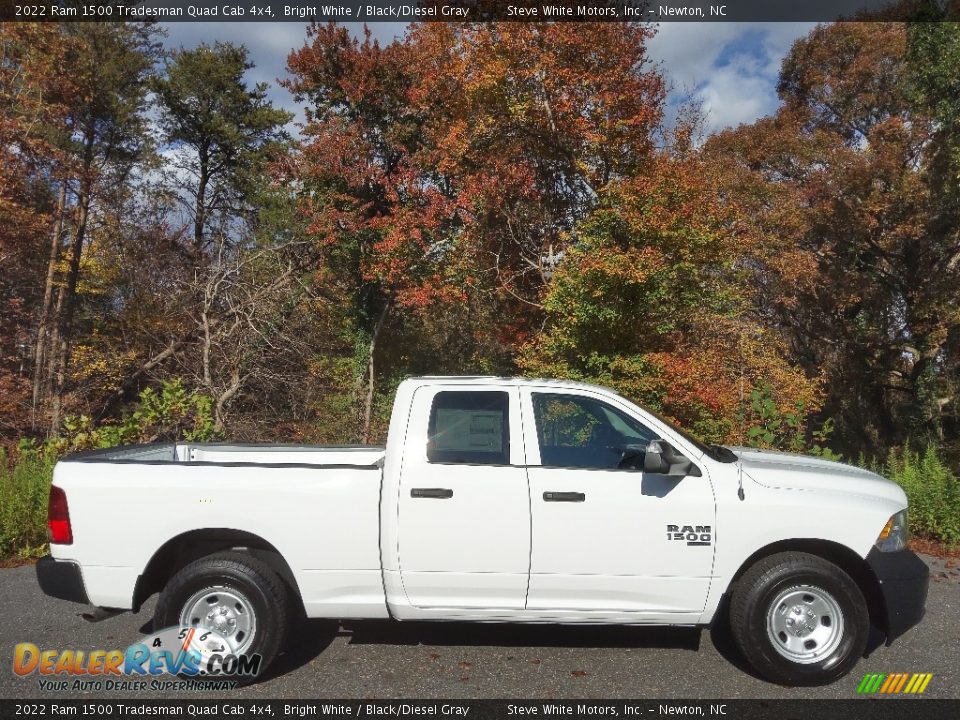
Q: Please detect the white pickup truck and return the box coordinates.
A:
[37,376,928,685]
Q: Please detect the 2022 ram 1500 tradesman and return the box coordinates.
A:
[37,376,928,685]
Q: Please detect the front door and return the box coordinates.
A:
[522,388,716,620]
[397,385,530,609]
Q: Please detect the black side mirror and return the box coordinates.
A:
[616,445,647,471]
[644,439,701,478]
[643,440,670,474]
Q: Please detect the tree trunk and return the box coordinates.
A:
[44,285,64,427]
[906,337,946,440]
[361,301,391,444]
[48,130,95,436]
[32,182,67,428]
[193,147,209,253]
[214,368,243,434]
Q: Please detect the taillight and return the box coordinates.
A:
[47,486,73,545]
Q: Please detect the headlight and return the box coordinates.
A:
[875,509,909,552]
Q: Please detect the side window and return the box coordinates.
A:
[532,393,656,470]
[427,391,510,466]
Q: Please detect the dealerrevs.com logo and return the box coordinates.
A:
[13,626,261,691]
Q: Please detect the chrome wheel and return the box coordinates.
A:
[766,584,844,664]
[179,586,257,657]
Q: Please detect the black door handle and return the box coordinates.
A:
[411,487,454,499]
[543,491,585,502]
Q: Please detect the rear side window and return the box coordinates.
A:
[427,391,510,466]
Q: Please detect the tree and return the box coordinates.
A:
[286,24,465,440]
[145,43,300,432]
[0,24,79,438]
[0,34,326,445]
[286,22,666,441]
[153,42,292,255]
[519,153,821,443]
[29,22,161,436]
[409,22,666,309]
[708,21,960,455]
[907,5,960,201]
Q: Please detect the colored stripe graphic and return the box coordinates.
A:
[917,673,934,694]
[879,674,896,693]
[857,673,885,693]
[857,672,932,694]
[893,673,909,693]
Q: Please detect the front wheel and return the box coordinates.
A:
[730,552,869,686]
[154,551,288,681]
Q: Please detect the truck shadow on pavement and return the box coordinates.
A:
[340,620,703,651]
[260,618,341,682]
[260,615,763,685]
[145,610,888,686]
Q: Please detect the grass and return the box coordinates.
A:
[0,449,54,560]
[877,444,960,549]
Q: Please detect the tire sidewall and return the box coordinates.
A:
[741,564,868,685]
[155,559,282,679]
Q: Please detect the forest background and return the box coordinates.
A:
[2,6,960,557]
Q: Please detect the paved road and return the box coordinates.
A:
[1,555,957,700]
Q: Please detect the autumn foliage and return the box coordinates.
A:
[707,21,960,452]
[0,18,958,462]
[518,154,820,442]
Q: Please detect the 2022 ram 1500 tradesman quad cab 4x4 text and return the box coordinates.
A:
[37,376,928,685]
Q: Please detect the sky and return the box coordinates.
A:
[161,21,818,136]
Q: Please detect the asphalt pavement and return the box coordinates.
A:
[1,555,957,700]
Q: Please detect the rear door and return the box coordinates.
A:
[397,384,531,609]
[522,388,716,620]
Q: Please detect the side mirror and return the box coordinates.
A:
[644,439,701,478]
[616,445,647,471]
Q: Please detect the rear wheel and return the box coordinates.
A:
[730,552,869,686]
[154,551,288,680]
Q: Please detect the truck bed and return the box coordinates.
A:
[52,442,389,617]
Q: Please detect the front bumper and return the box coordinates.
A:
[36,555,89,605]
[866,547,929,644]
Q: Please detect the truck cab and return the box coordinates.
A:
[381,377,718,622]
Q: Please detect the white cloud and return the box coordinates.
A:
[695,53,777,129]
[648,22,816,134]
[647,22,746,94]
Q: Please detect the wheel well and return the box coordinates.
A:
[132,529,303,614]
[725,539,886,632]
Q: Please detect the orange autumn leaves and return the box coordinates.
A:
[285,22,824,444]
[519,157,819,442]
[286,22,665,311]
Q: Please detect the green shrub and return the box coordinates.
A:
[18,378,219,461]
[2,378,218,560]
[0,449,54,559]
[879,444,960,547]
[745,383,840,460]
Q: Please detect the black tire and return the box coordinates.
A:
[730,552,869,686]
[154,551,288,681]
